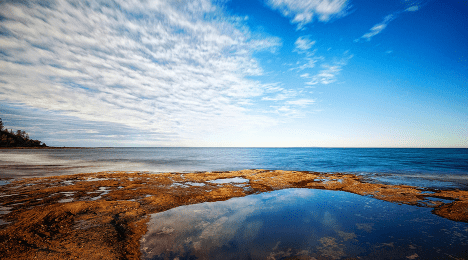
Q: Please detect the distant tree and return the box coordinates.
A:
[0,120,46,148]
[23,130,29,140]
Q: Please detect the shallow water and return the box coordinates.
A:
[208,177,250,184]
[141,189,468,260]
[0,206,12,225]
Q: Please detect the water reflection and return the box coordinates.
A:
[142,189,468,260]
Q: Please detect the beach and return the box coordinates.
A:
[1,169,468,259]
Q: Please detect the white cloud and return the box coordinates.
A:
[265,0,350,29]
[263,83,285,93]
[0,0,284,144]
[142,189,321,259]
[306,54,352,85]
[289,57,321,72]
[286,98,315,106]
[403,0,426,12]
[294,35,316,53]
[261,88,316,118]
[262,89,298,101]
[356,1,424,42]
[355,14,395,42]
[405,5,419,12]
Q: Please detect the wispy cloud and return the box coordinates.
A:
[0,0,285,145]
[268,99,316,118]
[265,0,350,30]
[294,35,316,53]
[355,1,426,42]
[286,98,315,106]
[262,89,299,101]
[403,0,427,12]
[405,5,419,12]
[261,86,316,118]
[305,53,353,85]
[288,57,322,72]
[306,64,342,85]
[355,14,395,42]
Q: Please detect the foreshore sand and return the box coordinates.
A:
[1,169,467,259]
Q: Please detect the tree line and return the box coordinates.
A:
[0,118,47,148]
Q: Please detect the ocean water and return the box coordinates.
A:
[1,148,467,189]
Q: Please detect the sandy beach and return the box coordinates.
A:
[1,169,467,259]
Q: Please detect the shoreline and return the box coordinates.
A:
[1,170,468,259]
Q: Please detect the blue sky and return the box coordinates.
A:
[0,0,466,147]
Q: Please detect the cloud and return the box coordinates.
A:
[260,87,315,118]
[268,104,311,118]
[261,89,298,101]
[286,98,315,106]
[403,0,427,12]
[307,64,342,85]
[142,189,320,259]
[288,57,322,72]
[265,0,350,30]
[355,14,395,42]
[305,54,352,85]
[355,1,425,42]
[259,84,316,119]
[294,35,316,53]
[405,5,419,12]
[0,0,284,145]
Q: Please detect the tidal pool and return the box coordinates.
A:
[141,189,468,260]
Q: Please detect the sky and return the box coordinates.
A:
[0,0,467,147]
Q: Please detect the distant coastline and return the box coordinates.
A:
[0,118,47,148]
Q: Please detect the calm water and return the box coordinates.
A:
[142,188,468,260]
[1,148,467,188]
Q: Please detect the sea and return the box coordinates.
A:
[1,147,467,189]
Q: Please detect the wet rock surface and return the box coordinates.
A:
[1,169,467,259]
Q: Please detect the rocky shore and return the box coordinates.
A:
[1,170,467,259]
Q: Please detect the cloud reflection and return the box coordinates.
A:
[141,188,468,259]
